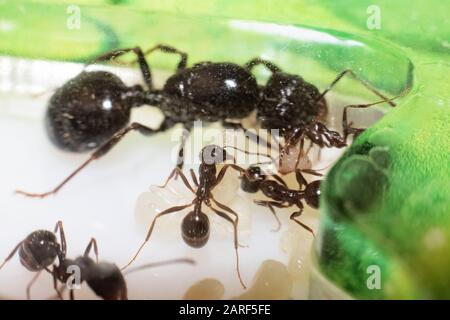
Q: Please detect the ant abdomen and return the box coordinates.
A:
[181,212,210,248]
[45,71,136,152]
[19,230,60,272]
[304,180,321,209]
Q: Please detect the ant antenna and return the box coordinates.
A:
[123,258,195,276]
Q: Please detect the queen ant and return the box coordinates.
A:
[15,44,402,198]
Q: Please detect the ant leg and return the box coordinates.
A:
[214,164,247,188]
[295,168,322,190]
[70,289,75,300]
[175,125,192,171]
[16,121,172,198]
[26,271,42,300]
[121,202,194,270]
[317,69,395,107]
[86,47,153,90]
[84,238,99,263]
[341,94,403,140]
[244,58,282,74]
[224,144,275,164]
[141,44,188,70]
[205,202,246,289]
[290,205,315,236]
[0,241,22,269]
[190,169,199,187]
[270,174,288,187]
[156,167,195,195]
[54,221,67,258]
[253,200,288,232]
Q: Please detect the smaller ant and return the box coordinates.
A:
[0,221,194,300]
[239,165,322,234]
[122,144,270,289]
[51,238,195,300]
[0,221,66,299]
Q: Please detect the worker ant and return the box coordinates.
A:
[0,220,194,300]
[51,238,195,300]
[121,144,270,289]
[239,164,322,234]
[16,44,400,198]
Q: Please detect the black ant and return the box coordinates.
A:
[0,221,194,300]
[244,58,402,172]
[16,45,399,198]
[239,165,322,234]
[51,238,195,300]
[121,144,268,289]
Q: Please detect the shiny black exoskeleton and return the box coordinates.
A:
[123,144,248,288]
[0,221,66,299]
[239,164,322,233]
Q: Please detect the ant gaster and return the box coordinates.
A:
[121,144,266,289]
[240,165,322,234]
[244,58,400,172]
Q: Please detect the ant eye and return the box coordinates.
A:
[305,180,321,209]
[181,212,210,248]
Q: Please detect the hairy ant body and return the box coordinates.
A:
[240,165,322,233]
[122,144,260,289]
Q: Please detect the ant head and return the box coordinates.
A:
[19,230,60,271]
[240,165,266,193]
[46,71,140,152]
[258,72,327,130]
[181,211,210,248]
[200,145,233,165]
[84,261,127,300]
[304,180,321,209]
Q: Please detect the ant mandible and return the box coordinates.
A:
[121,144,269,289]
[239,164,322,234]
